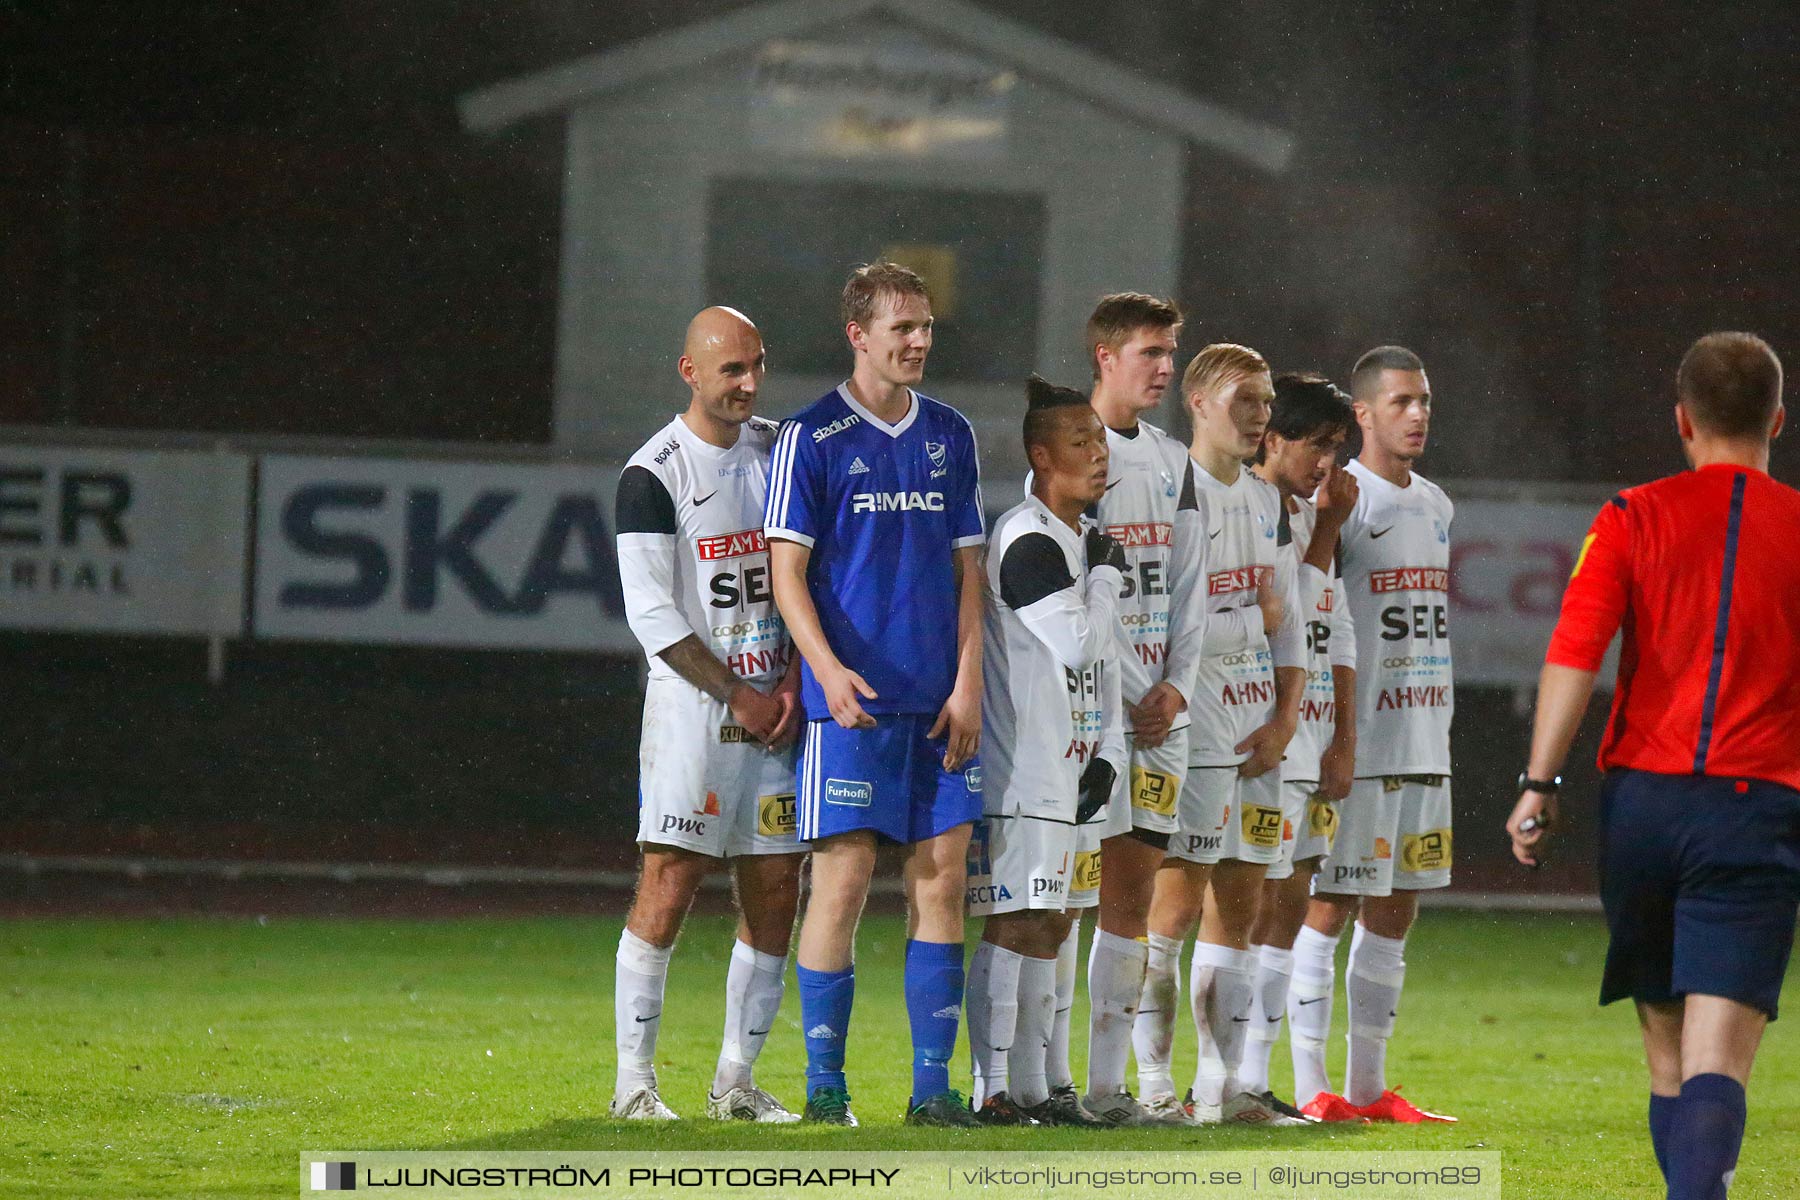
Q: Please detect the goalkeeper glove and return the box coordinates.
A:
[1077,758,1117,824]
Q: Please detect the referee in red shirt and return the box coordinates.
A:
[1509,332,1795,1200]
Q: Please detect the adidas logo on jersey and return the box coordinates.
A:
[848,457,871,475]
[807,1024,839,1040]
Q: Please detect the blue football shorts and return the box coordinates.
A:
[796,714,983,844]
[1599,767,1800,1020]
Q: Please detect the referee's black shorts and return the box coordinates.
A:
[1599,768,1800,1020]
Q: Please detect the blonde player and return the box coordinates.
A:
[1136,343,1308,1125]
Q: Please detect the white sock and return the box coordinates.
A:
[1189,941,1255,1106]
[615,929,673,1096]
[1132,931,1183,1099]
[1012,954,1058,1107]
[1288,924,1340,1103]
[1084,930,1147,1098]
[967,941,1023,1106]
[1345,923,1406,1107]
[1047,918,1081,1090]
[714,940,786,1094]
[1241,944,1293,1096]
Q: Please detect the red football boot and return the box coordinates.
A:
[1356,1088,1456,1124]
[1300,1091,1369,1123]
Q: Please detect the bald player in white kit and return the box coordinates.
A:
[611,307,807,1122]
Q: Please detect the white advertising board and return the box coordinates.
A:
[1445,497,1620,688]
[255,455,637,652]
[0,445,248,636]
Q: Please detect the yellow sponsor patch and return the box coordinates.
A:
[1130,766,1178,816]
[1241,802,1283,849]
[757,792,797,837]
[1307,796,1339,841]
[1072,849,1102,892]
[1401,828,1452,872]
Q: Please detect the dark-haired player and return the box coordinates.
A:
[1510,333,1797,1198]
[965,376,1126,1127]
[1243,373,1359,1106]
[1303,346,1456,1124]
[1074,293,1209,1126]
[766,263,985,1128]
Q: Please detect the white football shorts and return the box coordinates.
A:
[966,813,1084,917]
[635,674,805,858]
[1265,778,1342,881]
[1164,765,1284,866]
[1099,727,1188,841]
[1314,774,1452,896]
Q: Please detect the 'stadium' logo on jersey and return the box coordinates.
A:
[812,414,862,442]
[695,529,767,560]
[851,491,944,514]
[1104,522,1172,548]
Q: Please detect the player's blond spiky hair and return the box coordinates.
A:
[1181,342,1268,403]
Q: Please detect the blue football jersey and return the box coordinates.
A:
[765,383,985,719]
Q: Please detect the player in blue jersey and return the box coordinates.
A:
[765,262,986,1127]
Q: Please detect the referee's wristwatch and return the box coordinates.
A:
[1516,772,1561,794]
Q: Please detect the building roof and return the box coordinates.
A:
[458,0,1294,172]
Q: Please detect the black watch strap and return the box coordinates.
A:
[1517,772,1562,793]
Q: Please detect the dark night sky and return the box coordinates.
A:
[2,1,1797,472]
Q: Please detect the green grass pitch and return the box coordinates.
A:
[3,911,1796,1198]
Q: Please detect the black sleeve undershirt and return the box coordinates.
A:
[616,465,678,535]
[1000,532,1077,610]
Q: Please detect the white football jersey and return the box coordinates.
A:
[1188,465,1305,767]
[1282,497,1358,783]
[983,497,1127,821]
[1092,420,1207,726]
[616,415,789,688]
[1339,459,1454,776]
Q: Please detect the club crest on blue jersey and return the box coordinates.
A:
[926,440,948,478]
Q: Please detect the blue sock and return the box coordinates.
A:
[1649,1092,1677,1180]
[905,939,964,1103]
[796,963,854,1097]
[1667,1073,1746,1200]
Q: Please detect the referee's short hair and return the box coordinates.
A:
[1677,332,1783,437]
